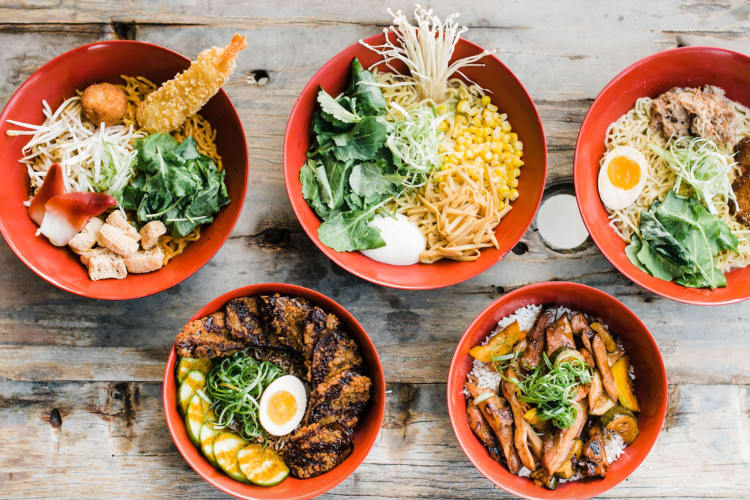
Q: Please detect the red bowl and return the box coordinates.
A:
[447,282,667,499]
[283,34,546,289]
[574,46,750,305]
[0,40,248,299]
[163,283,386,500]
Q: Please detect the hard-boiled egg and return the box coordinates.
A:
[361,214,426,265]
[598,146,649,210]
[259,375,307,436]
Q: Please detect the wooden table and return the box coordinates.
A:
[1,1,748,498]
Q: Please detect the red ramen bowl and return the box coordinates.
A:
[163,283,386,500]
[0,40,248,299]
[575,46,750,305]
[284,34,546,289]
[447,282,667,499]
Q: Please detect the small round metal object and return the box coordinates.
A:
[536,194,589,249]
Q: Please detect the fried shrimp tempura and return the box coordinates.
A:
[136,34,247,133]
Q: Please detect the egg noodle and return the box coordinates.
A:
[604,96,750,272]
[376,71,524,263]
[120,75,223,264]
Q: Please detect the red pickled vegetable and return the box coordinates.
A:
[38,192,116,246]
[28,163,66,225]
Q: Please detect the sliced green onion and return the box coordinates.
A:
[205,348,284,441]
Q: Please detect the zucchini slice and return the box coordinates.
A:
[185,394,211,446]
[178,370,206,415]
[200,423,220,467]
[612,355,640,412]
[237,444,290,487]
[213,432,250,483]
[176,358,212,383]
[602,405,639,444]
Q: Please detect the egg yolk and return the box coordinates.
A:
[607,155,641,189]
[267,390,297,425]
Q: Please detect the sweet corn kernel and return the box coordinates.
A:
[511,178,519,188]
[437,104,448,114]
[513,168,521,178]
[483,150,493,161]
[510,189,519,201]
[487,104,498,112]
[481,95,491,107]
[457,100,469,113]
[439,121,448,131]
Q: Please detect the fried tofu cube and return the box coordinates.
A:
[85,248,127,280]
[106,210,140,241]
[80,247,107,267]
[68,216,104,254]
[139,220,167,250]
[125,247,164,274]
[97,223,139,257]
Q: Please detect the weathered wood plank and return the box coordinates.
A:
[2,230,749,386]
[0,381,746,498]
[1,2,749,498]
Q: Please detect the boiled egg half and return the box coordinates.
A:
[259,375,307,436]
[598,146,648,210]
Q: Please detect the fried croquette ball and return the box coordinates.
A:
[81,82,127,126]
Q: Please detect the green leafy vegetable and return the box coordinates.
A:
[317,89,359,124]
[123,133,230,237]
[347,58,387,116]
[625,191,738,289]
[205,349,283,441]
[300,57,399,251]
[318,207,386,252]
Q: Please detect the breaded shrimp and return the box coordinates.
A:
[136,34,247,133]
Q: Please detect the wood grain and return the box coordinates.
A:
[0,1,749,498]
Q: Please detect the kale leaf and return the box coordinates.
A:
[299,57,396,252]
[624,191,738,289]
[124,133,230,238]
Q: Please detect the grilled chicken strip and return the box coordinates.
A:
[502,367,538,471]
[542,402,588,474]
[302,306,340,362]
[569,313,589,335]
[467,402,502,462]
[593,334,618,401]
[282,422,353,479]
[465,381,522,474]
[175,312,245,358]
[258,294,310,352]
[588,369,604,413]
[224,296,266,345]
[305,369,371,430]
[580,423,609,478]
[310,329,363,386]
[522,309,556,369]
[546,315,576,357]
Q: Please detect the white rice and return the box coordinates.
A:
[467,304,542,393]
[604,430,627,463]
[465,304,631,472]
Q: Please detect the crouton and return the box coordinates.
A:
[125,247,164,274]
[68,216,104,254]
[97,223,139,257]
[139,220,167,250]
[86,249,127,280]
[106,210,140,241]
